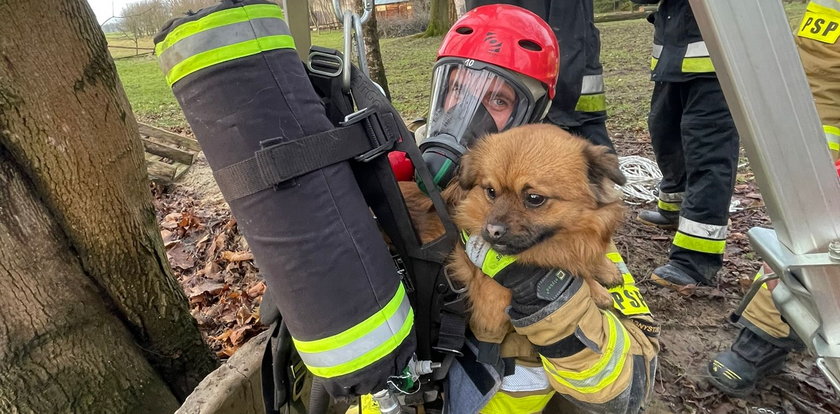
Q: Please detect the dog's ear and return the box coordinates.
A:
[458,152,478,190]
[584,145,626,204]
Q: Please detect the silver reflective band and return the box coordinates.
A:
[159,17,292,74]
[813,0,840,13]
[465,234,492,269]
[543,312,628,389]
[685,41,710,58]
[580,74,605,95]
[652,44,663,59]
[295,291,412,368]
[826,128,840,146]
[678,216,727,240]
[500,364,551,392]
[658,190,684,203]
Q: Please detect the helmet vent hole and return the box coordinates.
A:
[518,40,542,51]
[455,26,473,34]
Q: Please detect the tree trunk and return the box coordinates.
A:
[356,0,391,99]
[0,0,217,408]
[0,149,180,414]
[422,0,451,37]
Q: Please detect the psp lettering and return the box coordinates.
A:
[802,16,840,37]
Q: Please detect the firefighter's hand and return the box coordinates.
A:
[495,265,577,320]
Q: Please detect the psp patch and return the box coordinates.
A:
[798,10,840,44]
[609,275,651,317]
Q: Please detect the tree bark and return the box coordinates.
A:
[355,0,392,99]
[422,0,451,37]
[0,0,217,406]
[0,149,180,414]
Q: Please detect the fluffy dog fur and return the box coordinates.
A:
[400,124,627,340]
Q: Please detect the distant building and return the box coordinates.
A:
[375,0,413,20]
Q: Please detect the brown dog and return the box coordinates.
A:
[400,124,627,340]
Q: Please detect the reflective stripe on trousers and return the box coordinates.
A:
[575,74,606,112]
[156,3,295,85]
[293,283,414,378]
[672,216,727,255]
[657,189,683,212]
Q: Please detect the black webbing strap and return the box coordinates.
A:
[214,108,398,201]
[434,294,467,356]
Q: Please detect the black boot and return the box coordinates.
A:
[708,328,789,398]
[651,263,709,288]
[637,209,679,229]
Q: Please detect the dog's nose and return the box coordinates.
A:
[484,223,507,241]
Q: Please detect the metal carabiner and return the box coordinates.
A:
[333,0,374,91]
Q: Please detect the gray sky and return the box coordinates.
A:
[87,0,132,24]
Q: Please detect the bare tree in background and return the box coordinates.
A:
[356,0,392,99]
[422,0,452,36]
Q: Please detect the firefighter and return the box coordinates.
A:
[463,0,614,151]
[419,6,660,413]
[630,0,741,288]
[708,0,840,396]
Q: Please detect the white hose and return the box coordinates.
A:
[617,155,662,205]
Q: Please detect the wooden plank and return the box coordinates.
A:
[594,11,649,23]
[141,137,195,165]
[173,163,191,181]
[144,153,177,182]
[138,122,201,152]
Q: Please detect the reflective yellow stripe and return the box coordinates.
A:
[682,57,715,73]
[305,310,414,378]
[294,284,407,352]
[165,34,294,85]
[606,252,623,264]
[541,312,630,394]
[461,230,517,277]
[826,125,840,151]
[650,57,659,70]
[575,93,607,113]
[812,0,840,14]
[798,2,840,44]
[482,391,555,414]
[673,231,726,255]
[293,284,414,378]
[657,199,680,212]
[483,252,518,277]
[155,3,285,55]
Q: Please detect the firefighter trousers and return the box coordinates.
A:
[739,265,802,350]
[648,77,740,283]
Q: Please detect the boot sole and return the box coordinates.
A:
[636,216,678,230]
[650,274,698,295]
[707,372,754,399]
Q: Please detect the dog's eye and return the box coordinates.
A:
[485,187,496,200]
[525,193,546,207]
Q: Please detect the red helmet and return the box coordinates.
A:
[418,5,560,191]
[437,5,559,99]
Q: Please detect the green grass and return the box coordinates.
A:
[112,3,808,133]
[114,56,185,128]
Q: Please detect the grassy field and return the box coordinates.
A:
[110,4,806,133]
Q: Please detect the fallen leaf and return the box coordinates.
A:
[188,281,226,298]
[221,250,254,262]
[247,281,266,298]
[167,244,196,270]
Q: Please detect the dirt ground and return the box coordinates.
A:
[152,128,839,414]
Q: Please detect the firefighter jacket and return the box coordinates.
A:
[464,236,660,413]
[796,0,840,159]
[633,0,716,82]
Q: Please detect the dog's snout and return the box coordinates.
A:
[484,223,507,241]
